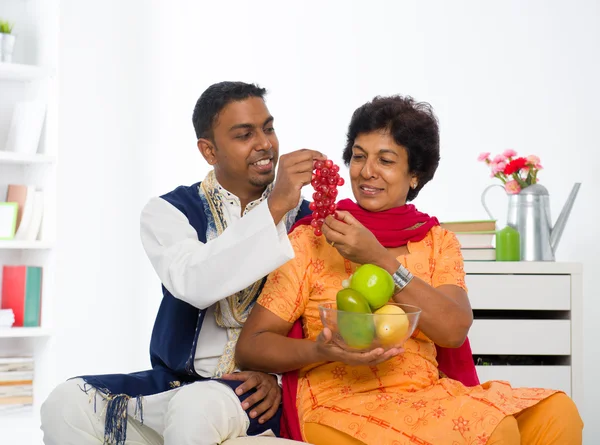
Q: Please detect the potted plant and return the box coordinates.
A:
[0,20,16,63]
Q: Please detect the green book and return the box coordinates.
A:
[23,267,42,327]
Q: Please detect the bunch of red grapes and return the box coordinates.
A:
[309,159,345,236]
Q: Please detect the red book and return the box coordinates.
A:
[1,266,43,327]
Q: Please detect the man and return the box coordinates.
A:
[40,81,323,445]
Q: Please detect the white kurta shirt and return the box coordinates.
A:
[140,182,296,378]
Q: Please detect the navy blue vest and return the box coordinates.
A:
[78,182,311,442]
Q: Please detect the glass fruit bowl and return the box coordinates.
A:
[318,302,422,352]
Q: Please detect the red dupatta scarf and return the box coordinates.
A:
[280,199,480,441]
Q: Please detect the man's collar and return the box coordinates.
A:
[214,178,272,213]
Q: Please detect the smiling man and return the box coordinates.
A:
[40,82,323,445]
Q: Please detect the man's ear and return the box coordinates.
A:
[198,138,217,165]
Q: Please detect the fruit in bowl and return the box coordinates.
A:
[335,288,376,349]
[349,264,396,311]
[319,299,421,352]
[373,304,411,346]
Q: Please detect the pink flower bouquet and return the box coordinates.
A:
[478,150,543,195]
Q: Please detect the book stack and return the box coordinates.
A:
[0,309,15,328]
[0,357,34,414]
[2,184,45,242]
[1,266,43,327]
[441,220,497,261]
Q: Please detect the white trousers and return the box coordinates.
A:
[40,378,258,445]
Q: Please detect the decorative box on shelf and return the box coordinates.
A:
[465,261,583,411]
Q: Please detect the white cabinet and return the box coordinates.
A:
[465,262,583,412]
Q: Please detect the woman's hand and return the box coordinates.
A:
[322,211,389,266]
[314,327,403,366]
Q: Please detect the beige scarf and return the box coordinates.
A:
[198,170,300,377]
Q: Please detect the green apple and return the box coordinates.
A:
[336,288,371,314]
[338,313,375,349]
[336,288,375,349]
[350,264,395,311]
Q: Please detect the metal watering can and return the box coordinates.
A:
[481,183,581,261]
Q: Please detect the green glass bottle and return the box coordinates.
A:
[496,226,520,261]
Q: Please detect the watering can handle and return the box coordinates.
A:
[480,184,504,220]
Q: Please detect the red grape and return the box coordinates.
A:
[310,159,344,237]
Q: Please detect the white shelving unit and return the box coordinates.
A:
[0,61,47,81]
[0,327,52,338]
[0,1,59,444]
[0,240,54,250]
[0,151,56,164]
[465,261,584,414]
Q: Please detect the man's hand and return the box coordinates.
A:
[314,327,403,367]
[268,149,326,224]
[221,371,281,424]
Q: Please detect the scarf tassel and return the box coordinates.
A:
[79,383,144,445]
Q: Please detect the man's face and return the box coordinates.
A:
[199,97,279,198]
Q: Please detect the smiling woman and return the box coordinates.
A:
[342,96,440,213]
[236,95,583,445]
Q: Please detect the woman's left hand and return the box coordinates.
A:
[322,211,387,265]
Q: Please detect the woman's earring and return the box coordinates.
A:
[412,182,417,189]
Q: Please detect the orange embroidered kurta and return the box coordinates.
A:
[258,225,559,445]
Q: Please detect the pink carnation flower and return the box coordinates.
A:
[477,152,491,162]
[491,161,507,174]
[503,149,517,158]
[492,154,507,164]
[527,155,543,169]
[505,180,521,195]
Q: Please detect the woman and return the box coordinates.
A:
[236,96,583,444]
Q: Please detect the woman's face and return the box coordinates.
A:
[349,131,417,212]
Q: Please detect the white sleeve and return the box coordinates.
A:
[140,197,295,310]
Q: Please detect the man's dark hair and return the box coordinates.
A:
[342,95,440,201]
[192,81,267,140]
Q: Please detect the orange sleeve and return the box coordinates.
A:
[257,226,313,323]
[430,227,468,292]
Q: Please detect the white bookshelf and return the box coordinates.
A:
[0,151,56,164]
[0,61,47,81]
[0,327,52,338]
[0,240,54,250]
[0,1,59,444]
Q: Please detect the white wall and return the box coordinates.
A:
[54,1,155,378]
[57,0,600,441]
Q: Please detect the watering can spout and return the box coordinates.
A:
[550,183,581,253]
